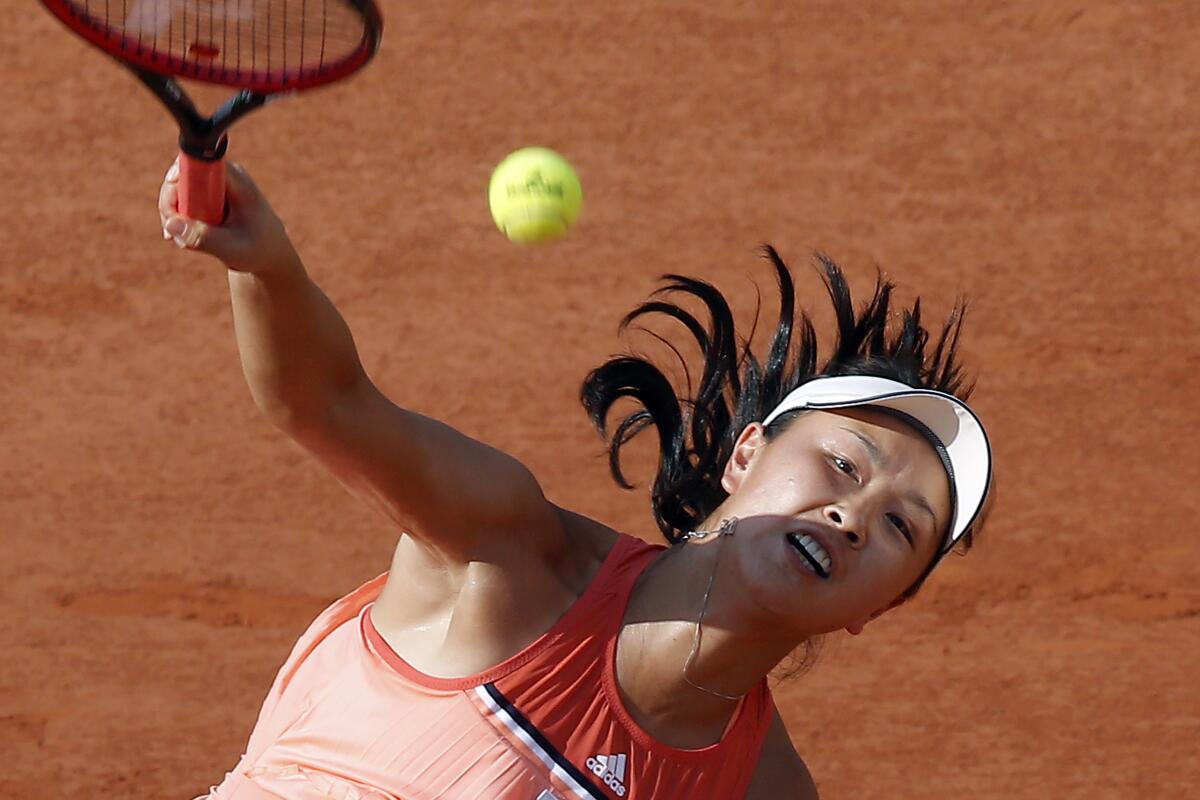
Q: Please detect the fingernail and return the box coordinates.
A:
[162,227,171,240]
[165,218,190,247]
[166,162,180,182]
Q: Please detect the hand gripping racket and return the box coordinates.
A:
[40,0,383,223]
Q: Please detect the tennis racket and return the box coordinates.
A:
[39,0,383,224]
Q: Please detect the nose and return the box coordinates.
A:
[824,505,866,549]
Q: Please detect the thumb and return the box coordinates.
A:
[164,215,239,263]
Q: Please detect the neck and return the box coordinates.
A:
[620,523,805,737]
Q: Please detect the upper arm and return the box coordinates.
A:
[746,709,819,800]
[283,376,561,561]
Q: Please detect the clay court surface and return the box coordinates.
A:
[2,1,1198,797]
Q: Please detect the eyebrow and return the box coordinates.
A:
[842,427,887,466]
[840,426,940,533]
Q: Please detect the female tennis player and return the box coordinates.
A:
[160,159,993,800]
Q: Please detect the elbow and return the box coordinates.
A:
[256,399,306,433]
[252,376,369,435]
[252,392,334,435]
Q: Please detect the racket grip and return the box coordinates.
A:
[178,152,227,225]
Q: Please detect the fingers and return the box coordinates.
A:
[159,157,225,253]
[159,159,198,250]
[159,158,257,225]
[164,216,209,250]
[157,157,282,271]
[159,164,180,235]
[158,162,211,252]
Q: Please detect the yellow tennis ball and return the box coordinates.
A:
[488,147,583,244]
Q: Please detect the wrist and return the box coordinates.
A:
[240,244,305,283]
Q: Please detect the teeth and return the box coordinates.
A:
[798,534,832,572]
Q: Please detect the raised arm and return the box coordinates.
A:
[158,161,562,562]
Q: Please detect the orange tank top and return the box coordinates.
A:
[199,533,775,800]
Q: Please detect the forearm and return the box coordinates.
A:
[227,251,367,426]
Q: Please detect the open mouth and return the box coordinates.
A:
[786,532,831,579]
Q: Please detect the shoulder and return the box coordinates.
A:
[745,707,819,800]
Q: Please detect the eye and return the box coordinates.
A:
[830,454,858,479]
[887,513,914,545]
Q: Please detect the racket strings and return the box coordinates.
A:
[71,0,370,85]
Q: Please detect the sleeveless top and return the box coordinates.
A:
[198,532,775,800]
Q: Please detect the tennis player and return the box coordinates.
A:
[160,159,993,800]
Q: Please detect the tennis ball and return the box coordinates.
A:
[488,147,583,244]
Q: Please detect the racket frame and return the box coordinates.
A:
[39,0,383,94]
[38,0,383,222]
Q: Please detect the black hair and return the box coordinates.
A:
[580,246,980,598]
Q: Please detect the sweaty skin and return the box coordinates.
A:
[160,162,951,800]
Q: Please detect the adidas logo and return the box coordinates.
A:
[585,753,628,797]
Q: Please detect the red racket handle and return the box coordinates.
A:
[178,152,227,225]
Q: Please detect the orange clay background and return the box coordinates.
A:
[3,2,1199,798]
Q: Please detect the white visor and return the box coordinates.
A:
[761,375,992,552]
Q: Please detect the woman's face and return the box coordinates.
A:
[717,407,952,638]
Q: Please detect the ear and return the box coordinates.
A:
[720,423,767,494]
